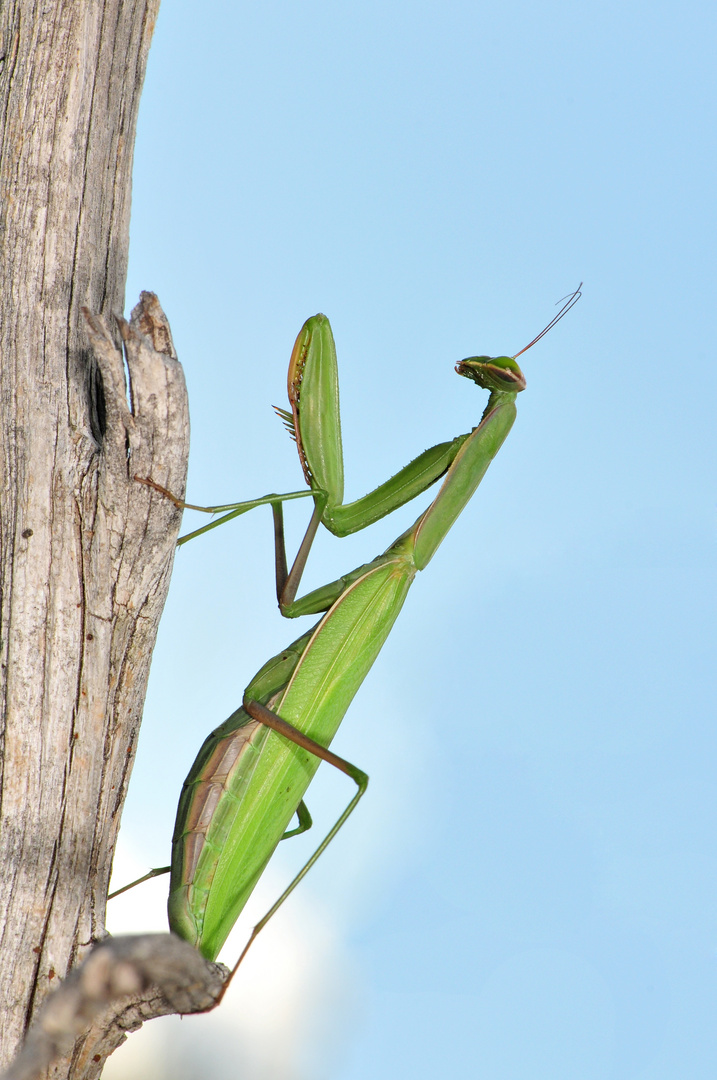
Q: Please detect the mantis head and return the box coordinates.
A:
[456,282,582,395]
[455,355,527,393]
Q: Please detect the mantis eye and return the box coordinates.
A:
[455,355,527,393]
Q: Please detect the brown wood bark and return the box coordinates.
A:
[0,2,203,1075]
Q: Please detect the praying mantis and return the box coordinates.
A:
[128,288,581,983]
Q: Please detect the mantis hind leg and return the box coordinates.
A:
[216,698,368,1000]
[282,799,312,840]
[108,801,311,904]
[107,865,170,901]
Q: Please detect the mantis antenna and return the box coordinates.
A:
[513,282,583,359]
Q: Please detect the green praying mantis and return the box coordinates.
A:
[121,287,581,989]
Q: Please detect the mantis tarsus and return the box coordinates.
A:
[125,287,581,991]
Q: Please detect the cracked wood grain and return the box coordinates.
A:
[1,935,228,1080]
[0,3,202,1076]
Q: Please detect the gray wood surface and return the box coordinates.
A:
[0,4,212,1075]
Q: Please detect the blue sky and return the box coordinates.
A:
[106,2,716,1077]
